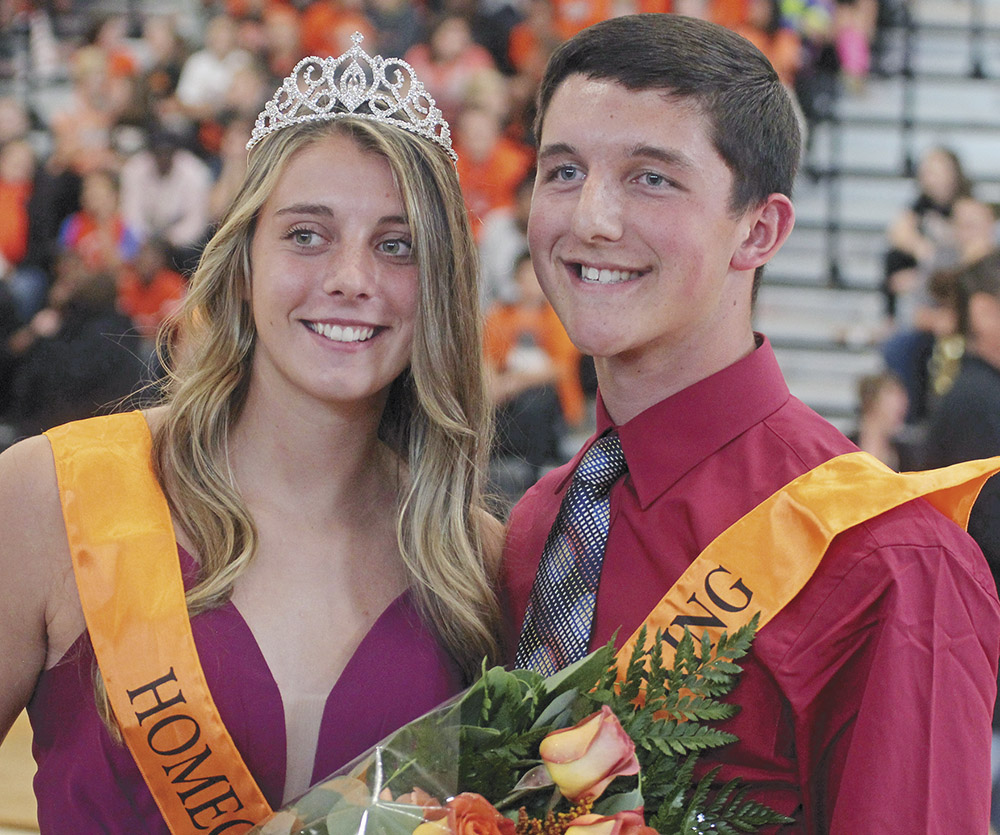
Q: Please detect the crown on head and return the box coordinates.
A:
[246,32,456,161]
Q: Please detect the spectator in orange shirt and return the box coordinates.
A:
[729,0,803,87]
[58,169,141,275]
[300,0,374,61]
[455,105,534,241]
[0,139,47,323]
[508,0,562,84]
[116,237,185,358]
[484,252,585,503]
[550,0,670,39]
[0,140,33,272]
[229,4,304,84]
[404,13,496,126]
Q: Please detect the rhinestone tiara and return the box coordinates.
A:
[246,32,456,161]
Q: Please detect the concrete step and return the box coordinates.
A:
[774,345,885,418]
[754,284,886,346]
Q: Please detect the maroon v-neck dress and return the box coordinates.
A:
[27,548,465,832]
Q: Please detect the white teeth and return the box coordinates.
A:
[307,322,376,342]
[579,265,639,284]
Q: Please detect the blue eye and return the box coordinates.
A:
[543,163,582,183]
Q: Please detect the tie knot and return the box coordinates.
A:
[574,431,627,491]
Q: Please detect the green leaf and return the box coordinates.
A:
[537,644,616,706]
[593,788,645,816]
[532,687,581,730]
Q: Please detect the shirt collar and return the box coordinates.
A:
[583,334,790,509]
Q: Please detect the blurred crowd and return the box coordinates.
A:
[849,144,1000,606]
[0,0,900,481]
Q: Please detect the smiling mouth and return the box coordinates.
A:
[305,322,378,343]
[577,264,642,285]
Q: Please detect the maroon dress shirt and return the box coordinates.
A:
[502,337,1000,834]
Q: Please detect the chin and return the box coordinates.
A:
[559,322,624,356]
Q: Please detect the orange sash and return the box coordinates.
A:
[46,411,272,834]
[616,451,1000,675]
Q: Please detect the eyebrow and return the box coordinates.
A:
[537,142,697,173]
[536,142,577,164]
[628,144,697,173]
[273,203,410,225]
[274,202,334,217]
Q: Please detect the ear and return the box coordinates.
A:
[730,193,795,272]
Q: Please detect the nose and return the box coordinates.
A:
[321,245,375,299]
[570,174,624,242]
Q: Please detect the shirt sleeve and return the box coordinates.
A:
[781,525,1000,833]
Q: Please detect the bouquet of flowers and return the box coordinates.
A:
[250,617,790,835]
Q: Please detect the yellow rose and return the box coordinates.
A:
[413,819,451,835]
[539,706,640,801]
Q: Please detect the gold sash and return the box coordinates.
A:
[46,412,272,834]
[616,451,1000,675]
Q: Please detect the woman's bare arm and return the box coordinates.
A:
[0,435,72,742]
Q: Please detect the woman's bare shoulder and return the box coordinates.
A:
[0,434,71,733]
[0,433,72,595]
[0,434,63,527]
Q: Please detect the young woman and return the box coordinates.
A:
[0,37,503,832]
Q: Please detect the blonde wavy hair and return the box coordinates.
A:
[149,117,503,677]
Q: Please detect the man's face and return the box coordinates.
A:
[528,75,759,381]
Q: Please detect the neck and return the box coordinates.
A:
[227,383,396,516]
[595,323,756,426]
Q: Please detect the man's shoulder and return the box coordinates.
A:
[726,399,996,594]
[841,492,992,577]
[757,486,1000,680]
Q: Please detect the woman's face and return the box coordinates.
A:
[919,149,961,207]
[248,131,420,415]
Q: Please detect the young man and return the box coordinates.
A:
[501,13,1000,832]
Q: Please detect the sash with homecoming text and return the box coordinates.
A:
[46,412,272,835]
[616,450,1000,676]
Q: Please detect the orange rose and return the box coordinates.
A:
[538,706,640,801]
[412,793,515,835]
[564,811,657,835]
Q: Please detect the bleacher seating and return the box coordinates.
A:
[756,0,1000,432]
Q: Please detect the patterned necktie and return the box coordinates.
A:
[515,431,628,676]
